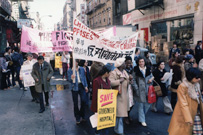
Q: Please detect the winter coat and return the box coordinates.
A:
[11,52,23,68]
[184,62,193,71]
[171,63,185,92]
[31,61,53,93]
[132,66,153,103]
[199,59,203,90]
[67,67,88,91]
[91,76,111,112]
[84,66,91,88]
[168,80,200,135]
[153,68,168,97]
[195,45,201,64]
[109,68,129,117]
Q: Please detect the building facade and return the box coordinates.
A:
[62,0,74,31]
[85,0,128,30]
[123,0,203,60]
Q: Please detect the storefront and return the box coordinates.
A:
[123,0,203,60]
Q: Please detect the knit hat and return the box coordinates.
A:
[115,58,125,68]
[185,54,194,60]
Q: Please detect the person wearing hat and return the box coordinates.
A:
[131,57,154,127]
[31,56,53,113]
[109,58,129,135]
[195,40,202,64]
[184,54,197,71]
[20,53,39,102]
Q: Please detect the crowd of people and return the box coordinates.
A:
[1,40,203,135]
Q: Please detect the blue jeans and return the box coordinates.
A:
[138,102,151,123]
[114,117,123,134]
[15,66,23,88]
[72,83,86,121]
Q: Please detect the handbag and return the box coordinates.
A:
[148,85,156,104]
[198,92,203,128]
[153,80,162,97]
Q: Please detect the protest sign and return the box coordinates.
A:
[97,89,118,130]
[73,18,138,63]
[21,26,73,53]
[55,54,62,68]
[51,31,73,52]
[21,65,35,87]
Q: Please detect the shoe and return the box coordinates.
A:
[124,117,130,125]
[81,118,86,122]
[35,99,40,103]
[141,122,147,127]
[20,87,23,90]
[39,108,45,113]
[46,103,49,106]
[31,99,35,102]
[76,120,80,125]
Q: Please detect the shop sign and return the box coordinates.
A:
[17,19,31,29]
[123,13,132,25]
[80,4,86,24]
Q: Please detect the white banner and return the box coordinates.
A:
[21,65,35,87]
[73,18,138,63]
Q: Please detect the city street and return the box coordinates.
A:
[0,73,172,135]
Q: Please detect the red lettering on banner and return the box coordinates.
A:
[100,92,113,107]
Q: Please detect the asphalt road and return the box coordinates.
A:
[50,79,172,135]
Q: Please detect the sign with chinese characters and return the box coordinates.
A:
[73,18,138,63]
[97,89,118,130]
[80,4,86,24]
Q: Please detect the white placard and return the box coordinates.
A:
[21,65,35,87]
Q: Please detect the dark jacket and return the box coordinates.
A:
[11,52,23,67]
[85,66,91,88]
[169,48,180,59]
[195,45,201,64]
[68,67,88,91]
[153,68,168,97]
[90,76,111,112]
[171,64,184,91]
[31,61,53,93]
[132,66,153,103]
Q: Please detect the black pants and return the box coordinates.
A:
[171,92,177,110]
[30,86,39,100]
[1,72,7,89]
[38,85,49,110]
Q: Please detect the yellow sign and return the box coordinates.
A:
[56,84,64,91]
[97,89,118,130]
[55,54,62,68]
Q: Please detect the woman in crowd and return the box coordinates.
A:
[132,57,154,127]
[4,47,13,87]
[79,60,91,106]
[124,56,134,125]
[61,51,70,80]
[144,51,152,70]
[0,52,9,90]
[169,51,179,68]
[109,58,129,135]
[90,65,111,135]
[170,55,185,109]
[184,54,197,71]
[168,68,202,135]
[151,61,173,114]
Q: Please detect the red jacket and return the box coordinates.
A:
[90,76,111,112]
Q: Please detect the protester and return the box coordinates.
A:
[144,51,152,70]
[195,41,202,64]
[198,50,203,90]
[132,57,154,127]
[168,51,179,68]
[0,52,9,90]
[124,56,134,125]
[184,54,196,71]
[79,60,91,106]
[90,65,111,135]
[186,44,195,56]
[4,47,13,87]
[61,51,70,80]
[90,61,104,82]
[133,48,140,67]
[109,58,129,134]
[169,43,180,59]
[31,56,53,113]
[168,68,202,135]
[170,55,185,109]
[11,47,24,89]
[105,63,115,71]
[68,59,88,124]
[151,61,173,114]
[20,53,39,103]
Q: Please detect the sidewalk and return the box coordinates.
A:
[0,86,55,135]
